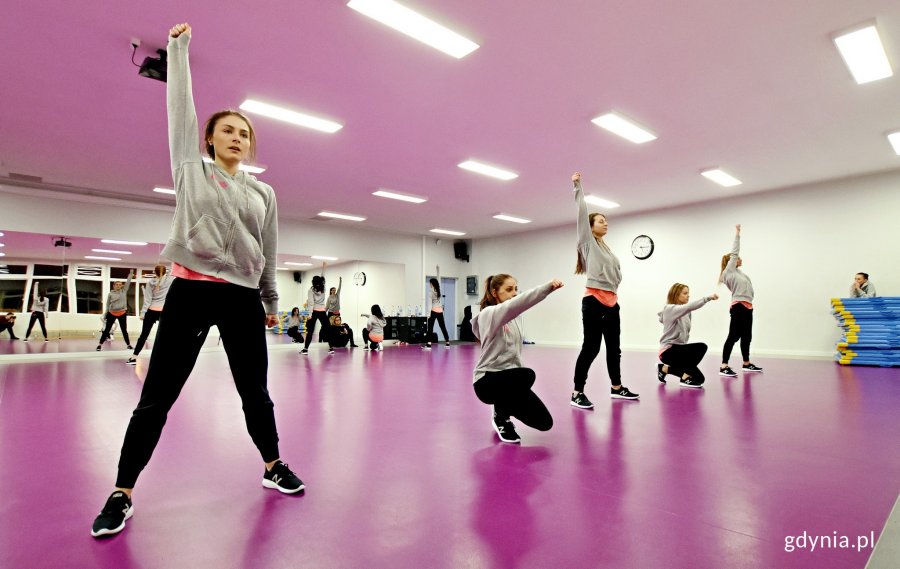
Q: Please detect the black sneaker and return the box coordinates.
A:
[327,348,335,355]
[126,357,137,365]
[445,341,451,347]
[657,364,667,383]
[570,392,594,409]
[742,363,764,373]
[96,345,101,351]
[719,366,737,377]
[679,377,704,389]
[610,386,639,400]
[262,461,305,494]
[300,349,309,355]
[91,491,133,537]
[492,414,521,444]
[126,345,133,350]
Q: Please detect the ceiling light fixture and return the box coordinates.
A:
[457,160,518,180]
[317,211,367,222]
[347,0,479,59]
[700,168,742,187]
[85,256,122,261]
[492,214,531,224]
[591,112,657,144]
[92,249,132,255]
[430,228,466,236]
[584,195,621,209]
[373,189,428,203]
[240,99,343,133]
[101,239,148,246]
[833,23,893,84]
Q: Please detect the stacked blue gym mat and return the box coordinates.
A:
[831,297,900,367]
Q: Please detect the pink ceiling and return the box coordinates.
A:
[2,1,900,239]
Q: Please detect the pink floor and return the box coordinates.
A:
[0,344,898,569]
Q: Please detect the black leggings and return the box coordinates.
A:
[303,311,332,349]
[100,312,131,346]
[286,326,304,343]
[132,310,162,355]
[115,278,280,488]
[722,304,753,363]
[474,368,553,431]
[660,343,708,384]
[362,329,381,350]
[427,311,449,342]
[26,312,48,338]
[573,297,621,392]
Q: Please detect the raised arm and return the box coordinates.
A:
[336,276,342,296]
[166,23,202,173]
[123,270,134,294]
[476,280,563,339]
[572,173,593,248]
[140,280,153,318]
[725,224,741,272]
[666,295,718,320]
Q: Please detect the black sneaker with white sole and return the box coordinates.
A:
[742,363,764,372]
[610,386,640,400]
[492,414,521,444]
[327,348,335,355]
[91,491,133,537]
[679,377,704,389]
[657,364,667,383]
[262,460,305,494]
[299,349,309,355]
[719,366,737,377]
[126,357,137,365]
[570,392,594,409]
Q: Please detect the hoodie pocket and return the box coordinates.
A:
[227,229,264,274]
[185,215,227,261]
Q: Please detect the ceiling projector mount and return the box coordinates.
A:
[52,236,72,248]
[130,37,167,82]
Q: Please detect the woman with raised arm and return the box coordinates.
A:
[24,282,50,342]
[571,172,638,408]
[301,263,334,355]
[424,265,451,349]
[472,274,563,444]
[326,276,342,318]
[97,271,134,351]
[126,264,173,365]
[657,284,719,388]
[91,23,303,539]
[718,224,763,376]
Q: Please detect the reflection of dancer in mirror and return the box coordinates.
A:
[0,312,18,339]
[472,274,563,444]
[718,224,763,376]
[301,263,334,355]
[24,282,50,341]
[286,307,304,343]
[424,265,450,349]
[97,271,134,351]
[362,305,386,351]
[326,276,342,319]
[657,284,718,388]
[127,265,173,365]
[91,22,303,539]
[571,172,639,408]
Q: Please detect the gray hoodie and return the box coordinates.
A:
[471,282,554,382]
[326,279,342,312]
[364,315,387,336]
[721,234,754,303]
[308,287,327,311]
[574,181,622,292]
[161,33,279,314]
[106,272,133,313]
[657,297,714,352]
[849,281,876,298]
[141,274,174,318]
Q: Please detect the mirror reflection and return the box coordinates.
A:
[0,229,413,358]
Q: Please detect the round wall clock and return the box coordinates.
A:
[631,235,654,260]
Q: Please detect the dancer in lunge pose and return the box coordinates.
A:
[472,274,563,444]
[657,284,718,388]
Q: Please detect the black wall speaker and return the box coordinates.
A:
[293,271,302,283]
[454,241,469,262]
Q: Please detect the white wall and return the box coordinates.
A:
[471,170,900,357]
[5,169,897,355]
